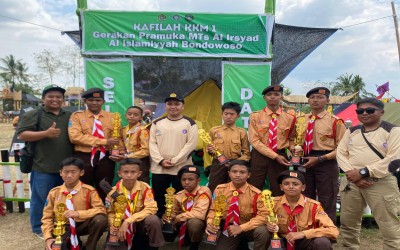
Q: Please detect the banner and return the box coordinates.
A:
[82,10,274,58]
[222,62,271,129]
[85,59,134,124]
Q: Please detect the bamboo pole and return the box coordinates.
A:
[391,1,400,64]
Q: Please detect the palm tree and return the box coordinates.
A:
[0,54,30,90]
[331,73,374,101]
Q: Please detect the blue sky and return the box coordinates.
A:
[1,0,399,98]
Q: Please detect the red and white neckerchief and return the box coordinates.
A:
[223,189,242,237]
[178,192,197,250]
[282,196,306,250]
[62,189,80,250]
[118,181,139,249]
[268,112,278,152]
[90,114,106,166]
[303,115,317,155]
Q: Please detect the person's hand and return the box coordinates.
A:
[275,155,291,167]
[161,160,174,169]
[109,155,124,162]
[45,238,55,250]
[227,225,243,237]
[301,156,319,168]
[354,178,374,189]
[107,138,120,146]
[162,214,173,224]
[46,122,61,138]
[266,222,279,233]
[118,221,129,241]
[285,231,305,245]
[346,169,363,183]
[205,223,219,235]
[109,226,118,235]
[207,144,216,155]
[64,210,79,219]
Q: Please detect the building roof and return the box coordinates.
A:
[283,92,357,104]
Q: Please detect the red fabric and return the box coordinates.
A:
[62,191,80,250]
[283,202,304,250]
[0,197,5,216]
[268,114,278,152]
[178,192,196,250]
[303,115,317,155]
[223,190,242,232]
[335,104,359,126]
[125,191,137,249]
[90,117,106,166]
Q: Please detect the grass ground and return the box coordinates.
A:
[0,122,383,249]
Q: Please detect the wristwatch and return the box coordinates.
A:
[359,167,370,178]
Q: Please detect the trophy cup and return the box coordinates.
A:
[111,112,121,156]
[52,203,67,250]
[198,129,229,165]
[162,187,176,234]
[205,195,227,245]
[107,194,128,246]
[261,190,284,250]
[291,117,307,170]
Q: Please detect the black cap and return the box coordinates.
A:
[164,93,184,103]
[388,159,400,173]
[42,85,66,96]
[177,165,200,179]
[306,87,330,98]
[277,170,306,184]
[82,88,104,99]
[262,85,283,95]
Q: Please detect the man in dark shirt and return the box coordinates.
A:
[17,85,73,238]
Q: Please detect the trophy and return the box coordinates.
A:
[162,187,176,234]
[261,190,284,250]
[107,194,128,246]
[52,203,67,250]
[205,195,227,245]
[198,129,229,165]
[291,117,307,170]
[111,112,121,156]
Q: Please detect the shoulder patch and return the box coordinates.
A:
[199,193,208,200]
[337,119,344,125]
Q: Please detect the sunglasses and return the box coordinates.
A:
[355,108,381,115]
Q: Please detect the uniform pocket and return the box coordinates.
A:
[231,138,241,154]
[339,177,349,192]
[383,193,400,217]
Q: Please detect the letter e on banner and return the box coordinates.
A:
[104,91,115,103]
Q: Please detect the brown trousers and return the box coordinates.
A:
[303,159,339,223]
[137,156,150,184]
[69,214,108,250]
[248,149,287,196]
[292,237,332,250]
[73,151,115,202]
[216,225,271,250]
[208,159,231,193]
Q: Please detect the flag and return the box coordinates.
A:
[376,82,389,95]
[395,99,400,103]
[376,93,384,99]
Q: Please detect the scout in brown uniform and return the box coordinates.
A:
[207,102,251,192]
[162,165,212,250]
[42,157,107,250]
[105,158,164,250]
[111,106,151,184]
[248,85,296,195]
[68,88,122,201]
[206,160,271,250]
[267,170,338,250]
[297,87,346,223]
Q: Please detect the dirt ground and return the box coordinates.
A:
[0,122,383,249]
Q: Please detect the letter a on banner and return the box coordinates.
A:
[85,58,134,125]
[222,62,271,129]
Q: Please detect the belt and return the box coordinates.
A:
[308,150,332,156]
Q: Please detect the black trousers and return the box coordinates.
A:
[152,173,183,217]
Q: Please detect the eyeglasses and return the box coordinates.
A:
[355,108,381,115]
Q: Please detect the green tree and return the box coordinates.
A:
[0,54,30,89]
[331,73,374,101]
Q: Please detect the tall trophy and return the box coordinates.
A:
[198,129,229,165]
[111,112,121,156]
[262,190,284,250]
[205,195,227,245]
[162,187,176,234]
[291,117,307,170]
[52,203,67,250]
[107,194,128,246]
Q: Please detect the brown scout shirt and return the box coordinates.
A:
[298,110,346,160]
[122,123,150,159]
[68,109,123,153]
[248,107,296,159]
[209,125,251,161]
[106,180,157,226]
[273,195,339,240]
[171,186,212,222]
[207,182,269,232]
[41,182,106,241]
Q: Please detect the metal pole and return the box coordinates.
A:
[391,1,400,64]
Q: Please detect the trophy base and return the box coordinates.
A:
[204,233,218,245]
[290,156,302,166]
[162,222,174,234]
[106,234,120,246]
[217,155,229,165]
[111,149,120,156]
[51,243,61,250]
[269,238,285,250]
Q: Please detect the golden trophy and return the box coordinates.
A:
[198,129,229,165]
[107,194,128,246]
[52,203,67,250]
[111,112,121,156]
[262,190,284,250]
[162,187,176,234]
[291,116,307,170]
[205,195,227,245]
